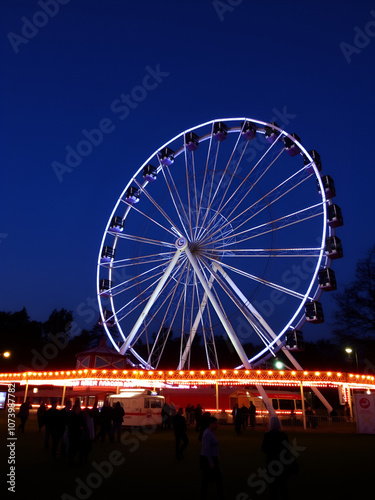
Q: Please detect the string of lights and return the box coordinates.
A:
[1,369,374,391]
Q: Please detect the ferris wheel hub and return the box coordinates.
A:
[175,237,188,250]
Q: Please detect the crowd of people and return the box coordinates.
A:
[30,398,125,466]
[18,398,302,498]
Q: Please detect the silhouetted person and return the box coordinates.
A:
[98,400,113,442]
[241,404,250,429]
[37,402,47,432]
[200,416,224,500]
[59,400,72,457]
[198,411,211,441]
[195,403,203,432]
[305,406,317,428]
[261,416,295,500]
[232,403,242,434]
[68,405,85,466]
[249,401,256,428]
[111,401,125,442]
[161,402,171,430]
[44,401,60,458]
[173,407,189,460]
[80,407,94,464]
[18,397,32,433]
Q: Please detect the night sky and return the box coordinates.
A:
[1,0,375,343]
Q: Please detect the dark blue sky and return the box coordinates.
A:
[1,0,374,342]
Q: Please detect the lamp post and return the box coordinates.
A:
[345,347,359,371]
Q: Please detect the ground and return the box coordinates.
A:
[1,410,374,500]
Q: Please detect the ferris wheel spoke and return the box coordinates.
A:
[194,127,218,240]
[158,164,191,239]
[146,261,190,368]
[213,258,308,300]
[113,232,176,248]
[109,259,177,297]
[202,139,284,239]
[216,203,324,247]
[184,147,198,241]
[201,163,312,246]
[219,247,322,258]
[122,184,183,239]
[117,248,184,355]
[184,246,251,368]
[200,259,277,352]
[195,131,249,241]
[178,268,217,370]
[106,252,173,270]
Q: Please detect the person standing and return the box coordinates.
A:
[111,401,125,442]
[249,401,256,429]
[37,402,47,432]
[17,397,32,433]
[200,416,224,500]
[172,407,189,460]
[261,416,296,500]
[232,403,242,434]
[98,400,114,442]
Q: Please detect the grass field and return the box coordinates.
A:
[1,410,374,500]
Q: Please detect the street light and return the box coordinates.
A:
[345,347,359,371]
[3,351,10,358]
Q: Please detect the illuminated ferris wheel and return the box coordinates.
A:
[97,118,343,370]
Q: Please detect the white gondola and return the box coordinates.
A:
[325,236,343,260]
[264,122,280,143]
[304,150,322,173]
[143,164,157,182]
[99,279,112,297]
[285,329,304,350]
[125,186,140,204]
[110,216,124,233]
[284,133,301,157]
[101,246,115,263]
[213,121,228,141]
[185,131,199,151]
[159,147,175,166]
[318,268,337,291]
[318,174,336,199]
[305,301,324,323]
[241,120,257,140]
[327,204,343,228]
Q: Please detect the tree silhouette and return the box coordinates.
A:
[332,245,375,342]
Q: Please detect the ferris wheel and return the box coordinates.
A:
[97,118,343,370]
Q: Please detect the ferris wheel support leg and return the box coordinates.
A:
[184,246,251,370]
[281,347,333,414]
[213,262,331,415]
[119,246,184,356]
[178,272,216,370]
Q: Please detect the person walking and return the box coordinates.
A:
[172,407,189,460]
[200,416,224,500]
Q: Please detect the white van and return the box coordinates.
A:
[108,390,165,427]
